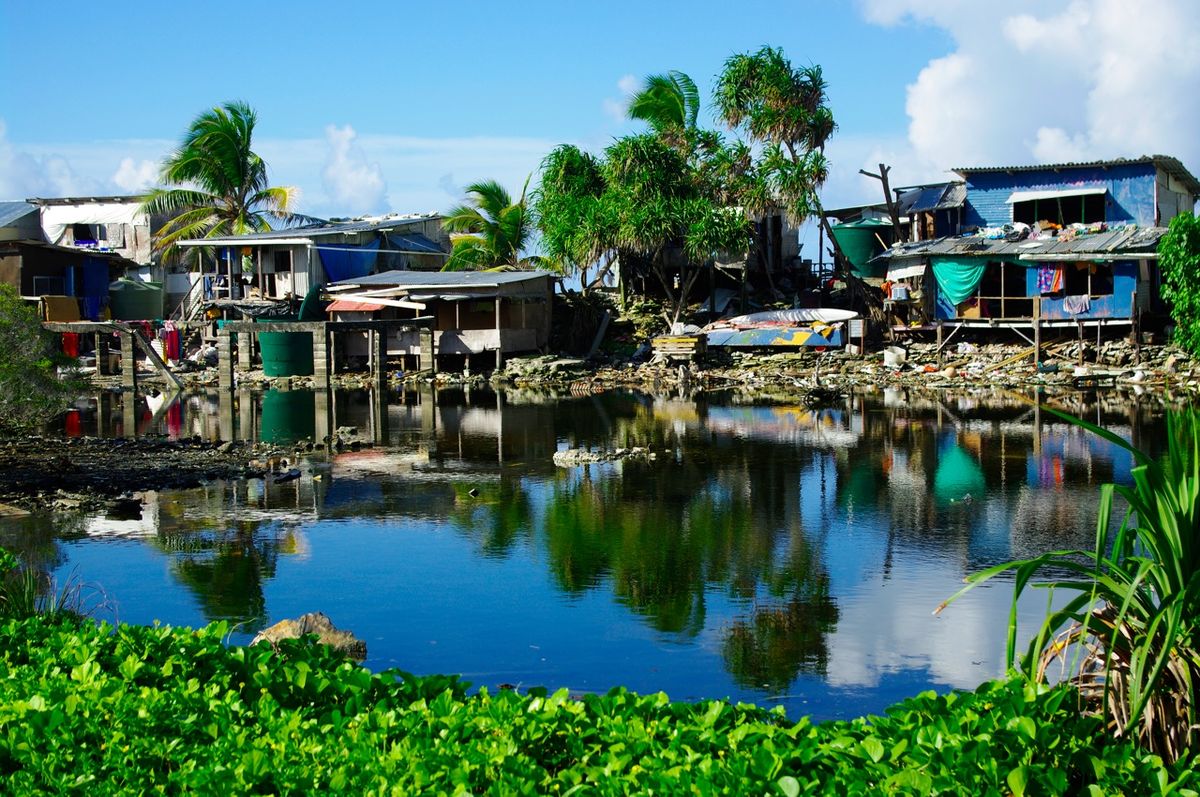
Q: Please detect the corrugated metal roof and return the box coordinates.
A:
[898,182,966,214]
[953,155,1200,198]
[0,201,37,228]
[183,214,445,246]
[872,225,1166,263]
[332,270,550,289]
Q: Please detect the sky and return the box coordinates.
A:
[3,0,1199,245]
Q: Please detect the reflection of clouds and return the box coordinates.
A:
[824,552,1050,689]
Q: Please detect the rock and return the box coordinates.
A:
[251,612,366,660]
[217,441,236,454]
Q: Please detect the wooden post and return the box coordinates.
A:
[936,321,944,367]
[420,326,436,374]
[96,332,109,376]
[120,330,137,391]
[1033,297,1041,368]
[494,297,503,372]
[121,391,136,438]
[1077,320,1085,365]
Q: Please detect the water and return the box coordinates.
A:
[0,385,1163,720]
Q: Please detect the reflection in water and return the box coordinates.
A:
[5,384,1170,718]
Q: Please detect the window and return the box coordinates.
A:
[273,250,291,272]
[33,276,65,295]
[1063,262,1112,296]
[1013,193,1105,226]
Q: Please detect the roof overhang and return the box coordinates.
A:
[178,237,315,247]
[1005,187,1107,203]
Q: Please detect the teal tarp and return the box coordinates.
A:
[933,445,986,506]
[931,257,987,306]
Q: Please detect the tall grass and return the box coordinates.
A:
[939,408,1200,762]
[0,546,89,621]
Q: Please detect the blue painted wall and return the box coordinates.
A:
[933,259,1138,320]
[961,163,1159,228]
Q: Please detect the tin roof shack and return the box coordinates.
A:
[954,156,1200,230]
[174,213,449,320]
[327,270,552,371]
[0,200,136,320]
[27,196,154,266]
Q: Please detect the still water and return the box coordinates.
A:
[0,386,1164,720]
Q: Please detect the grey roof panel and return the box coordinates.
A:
[333,269,550,288]
[183,214,445,246]
[0,201,37,229]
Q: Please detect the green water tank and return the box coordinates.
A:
[258,327,314,377]
[109,278,164,320]
[830,218,892,278]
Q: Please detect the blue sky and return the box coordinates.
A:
[2,0,1197,225]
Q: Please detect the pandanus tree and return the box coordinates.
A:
[441,178,547,271]
[142,101,304,263]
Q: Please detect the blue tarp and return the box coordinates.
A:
[318,239,380,282]
[81,257,109,320]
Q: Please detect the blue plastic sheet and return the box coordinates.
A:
[318,239,380,282]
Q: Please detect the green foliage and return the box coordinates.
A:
[0,546,84,622]
[627,71,700,134]
[714,46,834,224]
[1159,212,1200,354]
[442,177,546,272]
[142,101,308,262]
[940,408,1200,762]
[2,615,1197,794]
[0,285,81,434]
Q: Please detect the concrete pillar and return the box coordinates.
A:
[217,330,235,391]
[217,389,235,443]
[238,387,254,441]
[312,324,330,389]
[120,331,137,391]
[373,327,388,388]
[237,328,252,371]
[121,391,137,439]
[314,388,331,446]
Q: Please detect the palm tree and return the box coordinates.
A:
[442,178,543,271]
[142,101,303,262]
[627,70,700,134]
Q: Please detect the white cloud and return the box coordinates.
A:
[856,0,1200,180]
[111,157,158,192]
[602,73,639,122]
[321,124,387,213]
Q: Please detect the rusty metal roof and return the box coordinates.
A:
[872,225,1167,263]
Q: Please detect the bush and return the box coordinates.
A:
[2,615,1198,794]
[1160,212,1200,354]
[0,284,80,434]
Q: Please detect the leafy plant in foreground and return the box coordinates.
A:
[4,614,1200,794]
[940,407,1200,762]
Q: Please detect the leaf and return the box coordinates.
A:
[1007,765,1029,797]
[861,736,885,763]
[778,775,800,797]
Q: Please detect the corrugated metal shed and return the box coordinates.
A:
[872,225,1166,263]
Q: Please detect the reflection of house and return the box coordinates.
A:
[0,198,141,318]
[327,270,553,369]
[868,156,1200,332]
[173,213,450,319]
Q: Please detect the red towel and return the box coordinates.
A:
[62,332,79,357]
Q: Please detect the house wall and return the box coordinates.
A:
[962,163,1158,228]
[1156,171,1197,224]
[932,258,1139,320]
